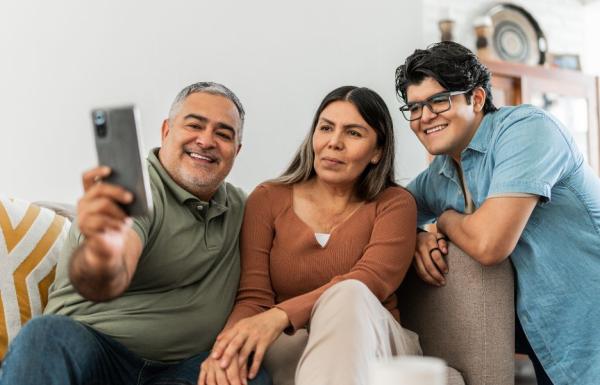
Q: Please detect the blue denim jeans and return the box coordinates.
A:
[0,315,271,385]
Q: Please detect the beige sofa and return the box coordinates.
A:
[396,243,515,385]
[35,203,515,385]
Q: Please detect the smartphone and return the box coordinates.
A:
[91,105,152,217]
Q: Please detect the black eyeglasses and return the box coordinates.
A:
[399,90,471,121]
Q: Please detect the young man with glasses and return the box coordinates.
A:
[396,41,600,385]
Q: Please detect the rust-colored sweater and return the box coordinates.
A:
[225,183,417,332]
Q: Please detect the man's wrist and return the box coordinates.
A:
[437,209,455,233]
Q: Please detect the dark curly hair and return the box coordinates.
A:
[395,41,497,115]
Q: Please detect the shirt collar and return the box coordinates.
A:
[435,113,495,179]
[438,155,455,179]
[464,112,495,154]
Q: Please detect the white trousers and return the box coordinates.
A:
[263,280,422,385]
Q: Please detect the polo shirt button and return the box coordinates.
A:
[197,205,204,211]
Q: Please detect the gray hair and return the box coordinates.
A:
[168,82,245,142]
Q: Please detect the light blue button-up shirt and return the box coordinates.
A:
[407,105,600,384]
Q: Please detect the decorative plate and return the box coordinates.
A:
[486,3,547,65]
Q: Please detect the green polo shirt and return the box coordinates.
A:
[45,149,246,362]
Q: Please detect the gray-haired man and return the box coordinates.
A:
[0,83,271,385]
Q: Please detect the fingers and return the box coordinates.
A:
[84,183,134,207]
[413,254,440,286]
[240,363,248,385]
[212,330,236,360]
[214,367,230,385]
[78,170,134,238]
[435,233,449,254]
[422,248,446,285]
[198,364,207,385]
[79,214,127,234]
[429,247,448,275]
[86,196,130,220]
[219,333,248,368]
[237,339,255,368]
[414,231,449,286]
[199,360,230,385]
[82,166,111,191]
[248,345,265,380]
[225,357,243,385]
[206,368,216,385]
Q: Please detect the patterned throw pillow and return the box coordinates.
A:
[0,198,70,359]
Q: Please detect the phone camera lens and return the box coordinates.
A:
[94,111,106,126]
[94,111,107,138]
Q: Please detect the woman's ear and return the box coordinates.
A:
[371,148,383,165]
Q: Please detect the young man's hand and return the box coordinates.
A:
[414,231,448,286]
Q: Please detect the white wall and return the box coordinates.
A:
[0,0,425,204]
[3,1,599,204]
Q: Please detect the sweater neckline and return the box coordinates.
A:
[288,184,366,248]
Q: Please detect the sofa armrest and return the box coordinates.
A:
[396,243,514,385]
[33,201,76,221]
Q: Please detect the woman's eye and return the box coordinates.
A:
[319,125,332,131]
[348,130,362,137]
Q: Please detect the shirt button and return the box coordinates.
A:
[197,205,204,211]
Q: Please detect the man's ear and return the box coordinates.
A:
[472,87,486,112]
[161,119,170,143]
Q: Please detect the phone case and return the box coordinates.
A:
[91,105,152,217]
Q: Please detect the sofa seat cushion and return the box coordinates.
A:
[0,198,70,359]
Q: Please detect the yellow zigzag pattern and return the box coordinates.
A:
[0,199,68,359]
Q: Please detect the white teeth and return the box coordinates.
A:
[425,125,447,134]
[189,152,213,161]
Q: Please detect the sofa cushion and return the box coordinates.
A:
[0,198,70,359]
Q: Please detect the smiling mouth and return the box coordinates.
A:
[187,151,218,163]
[424,124,448,135]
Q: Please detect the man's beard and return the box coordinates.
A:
[178,168,224,194]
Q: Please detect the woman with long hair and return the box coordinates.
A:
[199,86,421,385]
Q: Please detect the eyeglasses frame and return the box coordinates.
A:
[399,89,472,121]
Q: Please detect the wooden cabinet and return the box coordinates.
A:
[483,60,600,175]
